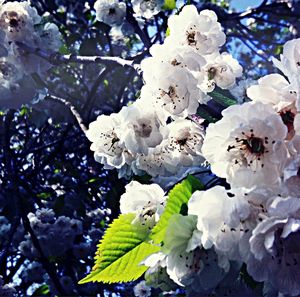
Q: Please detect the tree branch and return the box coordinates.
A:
[15,42,140,71]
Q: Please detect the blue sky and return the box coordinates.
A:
[230,0,264,11]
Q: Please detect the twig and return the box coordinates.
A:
[46,95,88,133]
[15,42,140,71]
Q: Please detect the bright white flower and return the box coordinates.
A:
[119,181,166,225]
[272,38,300,85]
[0,1,41,42]
[141,41,206,83]
[118,101,165,154]
[94,0,126,26]
[162,214,202,286]
[167,6,226,55]
[163,119,205,167]
[247,196,300,296]
[135,119,205,177]
[200,52,243,92]
[86,113,129,170]
[202,102,288,188]
[140,65,205,119]
[229,78,255,103]
[132,0,163,19]
[247,73,297,139]
[162,214,232,291]
[135,144,177,177]
[188,186,251,256]
[133,280,151,297]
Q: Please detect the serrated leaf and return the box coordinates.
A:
[79,214,160,284]
[151,175,203,243]
[162,0,176,10]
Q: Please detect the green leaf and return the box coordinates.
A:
[79,214,160,284]
[32,284,50,296]
[197,105,218,123]
[151,175,203,243]
[208,89,237,107]
[162,0,176,10]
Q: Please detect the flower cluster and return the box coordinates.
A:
[87,5,242,179]
[129,38,300,296]
[19,208,83,258]
[97,5,300,296]
[0,0,61,107]
[94,0,164,26]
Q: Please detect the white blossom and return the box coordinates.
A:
[167,5,226,55]
[133,280,151,297]
[163,119,205,167]
[229,78,255,103]
[86,113,130,170]
[94,0,126,26]
[0,1,41,42]
[134,119,205,177]
[140,65,205,119]
[118,100,165,154]
[132,0,163,19]
[119,181,166,225]
[247,73,297,139]
[202,102,288,188]
[141,41,206,83]
[272,38,300,85]
[247,196,300,296]
[200,52,243,92]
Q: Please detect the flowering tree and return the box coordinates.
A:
[1,0,300,296]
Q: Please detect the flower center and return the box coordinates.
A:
[108,8,116,15]
[134,120,152,138]
[186,31,196,46]
[176,137,188,146]
[246,136,265,154]
[9,17,19,28]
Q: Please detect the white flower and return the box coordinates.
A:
[247,73,297,139]
[140,65,205,119]
[118,101,165,154]
[133,280,151,297]
[38,22,62,52]
[94,0,126,26]
[132,0,163,19]
[134,119,205,177]
[272,38,300,85]
[230,78,255,103]
[86,113,130,169]
[0,55,23,89]
[119,181,166,225]
[135,144,177,177]
[167,6,226,55]
[0,1,41,42]
[200,52,243,92]
[163,119,205,167]
[188,186,251,257]
[162,214,202,286]
[141,42,206,83]
[202,102,288,188]
[247,196,300,296]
